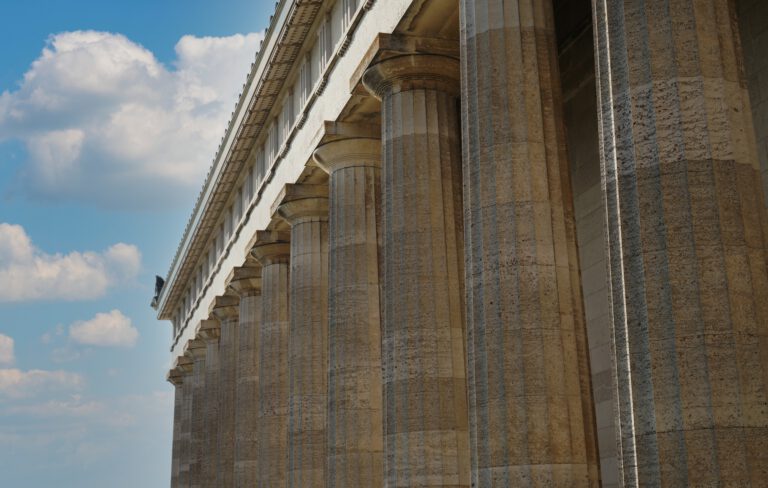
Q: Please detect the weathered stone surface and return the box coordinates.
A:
[197,319,221,487]
[593,0,768,485]
[211,297,239,487]
[314,137,384,488]
[460,1,600,486]
[183,338,207,488]
[176,357,193,488]
[167,358,190,488]
[251,231,291,488]
[363,52,470,488]
[275,185,329,488]
[229,264,263,488]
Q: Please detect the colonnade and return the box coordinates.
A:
[166,0,768,486]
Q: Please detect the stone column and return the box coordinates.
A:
[177,357,193,488]
[274,184,329,488]
[592,0,768,486]
[460,1,600,486]
[210,295,240,486]
[251,231,291,488]
[184,338,207,488]
[227,262,263,487]
[363,54,470,488]
[197,320,220,487]
[314,138,384,487]
[167,364,185,488]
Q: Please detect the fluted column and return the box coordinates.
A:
[197,320,220,487]
[177,357,193,487]
[314,138,383,487]
[460,1,600,486]
[593,0,768,486]
[167,363,186,488]
[184,339,206,488]
[228,262,263,487]
[274,184,329,488]
[210,295,240,487]
[363,53,469,488]
[251,231,291,488]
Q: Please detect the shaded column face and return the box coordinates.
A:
[276,185,329,488]
[460,1,600,486]
[229,267,262,488]
[363,53,470,488]
[314,138,384,488]
[211,298,240,487]
[199,322,221,488]
[592,0,768,486]
[251,234,291,488]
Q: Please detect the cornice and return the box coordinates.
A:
[156,0,325,320]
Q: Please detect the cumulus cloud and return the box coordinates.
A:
[0,369,84,399]
[0,223,140,302]
[0,30,263,208]
[0,334,14,365]
[69,310,138,347]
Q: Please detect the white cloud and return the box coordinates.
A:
[3,395,103,417]
[0,368,84,399]
[0,30,263,208]
[0,334,14,365]
[69,310,138,347]
[0,223,141,302]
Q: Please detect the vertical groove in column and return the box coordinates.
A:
[363,53,470,488]
[592,0,768,485]
[252,236,291,488]
[233,286,262,487]
[461,0,600,486]
[314,138,384,488]
[187,342,206,488]
[277,189,329,488]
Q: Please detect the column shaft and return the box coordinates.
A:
[189,348,206,488]
[203,338,220,487]
[234,290,262,486]
[178,371,193,487]
[592,0,768,485]
[314,139,384,488]
[276,187,329,488]
[363,54,470,488]
[217,314,238,486]
[460,0,600,486]
[170,378,183,488]
[252,236,291,488]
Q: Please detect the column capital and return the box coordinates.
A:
[272,184,329,226]
[313,137,381,174]
[173,355,194,376]
[226,265,262,297]
[362,54,460,100]
[209,295,239,322]
[167,366,185,386]
[196,319,220,343]
[183,338,207,360]
[250,230,291,266]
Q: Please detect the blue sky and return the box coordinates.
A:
[0,1,274,486]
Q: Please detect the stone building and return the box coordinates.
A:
[155,0,768,486]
